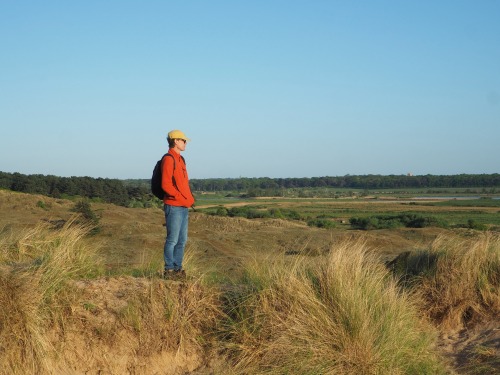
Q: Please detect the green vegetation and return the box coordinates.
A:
[189,174,500,192]
[36,200,49,210]
[204,204,339,229]
[204,205,302,221]
[306,217,337,229]
[0,171,134,205]
[430,197,500,207]
[350,213,449,230]
[198,197,500,229]
[71,200,102,234]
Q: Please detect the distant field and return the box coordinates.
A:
[194,186,499,199]
[194,194,500,229]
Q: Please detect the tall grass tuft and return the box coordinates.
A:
[0,220,223,373]
[0,219,103,373]
[391,233,500,329]
[223,239,446,374]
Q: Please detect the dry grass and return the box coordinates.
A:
[0,219,101,374]
[222,239,447,374]
[0,220,222,374]
[390,233,500,329]
[1,191,499,374]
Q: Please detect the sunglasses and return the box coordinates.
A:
[176,139,187,143]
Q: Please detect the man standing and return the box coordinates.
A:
[161,130,195,279]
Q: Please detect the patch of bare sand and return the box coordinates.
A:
[438,320,500,373]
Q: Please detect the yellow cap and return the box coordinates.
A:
[167,130,191,142]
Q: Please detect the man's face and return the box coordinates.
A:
[175,138,187,151]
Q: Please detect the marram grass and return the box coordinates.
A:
[6,220,498,373]
[0,220,222,374]
[0,219,102,374]
[392,232,500,329]
[224,239,447,375]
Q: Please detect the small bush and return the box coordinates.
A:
[37,200,49,210]
[213,206,227,216]
[350,217,382,230]
[307,218,336,229]
[269,208,284,219]
[72,200,101,234]
[467,219,487,231]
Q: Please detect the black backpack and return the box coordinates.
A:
[151,153,185,200]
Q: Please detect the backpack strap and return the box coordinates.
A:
[162,153,184,192]
[162,153,175,170]
[163,154,185,170]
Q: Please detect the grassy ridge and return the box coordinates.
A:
[2,218,499,373]
[0,221,221,374]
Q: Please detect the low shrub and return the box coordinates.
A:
[207,206,304,221]
[350,213,448,230]
[71,200,102,234]
[307,218,336,229]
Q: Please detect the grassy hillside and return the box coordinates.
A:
[0,190,498,374]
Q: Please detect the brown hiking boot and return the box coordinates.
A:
[174,269,186,280]
[163,269,176,279]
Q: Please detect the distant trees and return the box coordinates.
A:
[1,171,499,207]
[0,171,147,206]
[189,174,500,192]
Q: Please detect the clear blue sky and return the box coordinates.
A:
[1,1,499,179]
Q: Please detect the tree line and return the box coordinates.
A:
[1,171,499,206]
[189,174,500,192]
[0,172,141,206]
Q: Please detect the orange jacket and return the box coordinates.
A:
[161,149,195,207]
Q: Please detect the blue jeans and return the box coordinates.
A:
[163,205,189,271]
